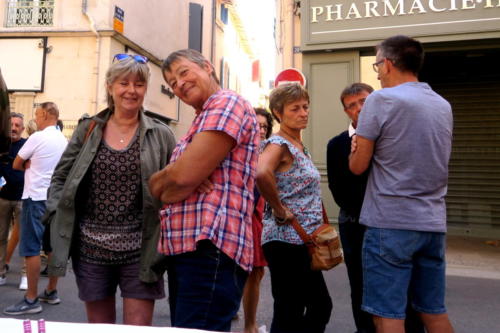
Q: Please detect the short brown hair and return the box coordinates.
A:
[162,49,219,85]
[340,83,374,108]
[269,83,309,123]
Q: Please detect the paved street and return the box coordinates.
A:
[1,237,500,332]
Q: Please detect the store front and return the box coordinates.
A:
[300,0,500,237]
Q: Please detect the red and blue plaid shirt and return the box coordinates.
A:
[158,90,259,272]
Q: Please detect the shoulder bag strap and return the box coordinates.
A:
[83,120,97,143]
[289,217,313,245]
[289,201,330,243]
[322,202,330,225]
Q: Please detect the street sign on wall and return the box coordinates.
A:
[113,6,124,33]
[274,68,307,87]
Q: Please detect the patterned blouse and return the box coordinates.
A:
[78,132,143,265]
[261,135,323,245]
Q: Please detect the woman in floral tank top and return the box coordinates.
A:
[256,83,332,333]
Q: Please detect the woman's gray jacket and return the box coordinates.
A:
[44,108,176,283]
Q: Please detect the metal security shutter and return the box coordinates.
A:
[435,81,500,237]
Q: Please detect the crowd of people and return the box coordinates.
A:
[0,35,455,333]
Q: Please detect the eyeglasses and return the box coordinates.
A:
[259,124,269,131]
[372,59,385,73]
[113,53,148,64]
[344,98,366,111]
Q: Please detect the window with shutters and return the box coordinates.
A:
[188,3,203,52]
[5,0,54,27]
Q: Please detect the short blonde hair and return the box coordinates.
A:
[106,57,150,109]
[26,119,37,136]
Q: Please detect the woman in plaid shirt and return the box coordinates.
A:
[150,49,259,332]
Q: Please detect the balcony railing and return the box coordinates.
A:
[5,0,54,27]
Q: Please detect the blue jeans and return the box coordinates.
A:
[340,217,425,333]
[362,227,447,319]
[19,198,46,257]
[166,240,248,332]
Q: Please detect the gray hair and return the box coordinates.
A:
[40,102,59,119]
[162,49,219,85]
[105,57,150,109]
[376,35,424,75]
[10,112,24,119]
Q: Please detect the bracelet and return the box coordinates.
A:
[274,214,288,225]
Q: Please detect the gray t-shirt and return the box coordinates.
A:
[356,82,452,232]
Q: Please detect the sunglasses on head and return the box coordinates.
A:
[113,53,148,64]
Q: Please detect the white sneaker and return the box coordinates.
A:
[19,275,27,290]
[0,275,6,286]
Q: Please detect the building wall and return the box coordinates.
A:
[0,0,215,140]
[276,0,500,236]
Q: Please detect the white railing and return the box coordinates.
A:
[5,0,54,27]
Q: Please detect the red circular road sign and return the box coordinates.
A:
[274,68,306,87]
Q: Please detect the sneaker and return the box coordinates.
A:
[40,266,48,277]
[38,289,60,305]
[0,275,6,286]
[19,275,28,290]
[3,297,42,315]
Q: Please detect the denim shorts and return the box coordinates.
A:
[19,199,46,257]
[362,227,447,319]
[72,258,165,302]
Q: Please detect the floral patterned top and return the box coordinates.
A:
[261,135,323,245]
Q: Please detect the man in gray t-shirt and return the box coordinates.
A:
[349,35,454,332]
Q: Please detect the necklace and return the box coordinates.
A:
[110,114,138,145]
[279,128,309,156]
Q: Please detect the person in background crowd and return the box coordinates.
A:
[349,35,454,333]
[4,102,67,315]
[242,107,273,333]
[42,54,175,325]
[149,49,259,332]
[257,82,332,333]
[0,113,26,286]
[327,82,425,333]
[25,120,37,136]
[5,117,38,290]
[56,119,64,132]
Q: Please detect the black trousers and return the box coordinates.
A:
[263,241,332,333]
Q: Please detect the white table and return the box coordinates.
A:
[0,318,217,333]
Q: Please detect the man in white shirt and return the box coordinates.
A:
[4,102,67,315]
